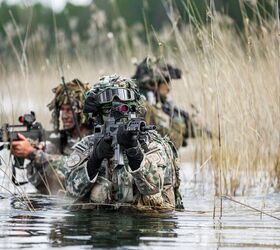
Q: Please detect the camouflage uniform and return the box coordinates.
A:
[144,101,193,149]
[65,130,182,209]
[132,57,210,149]
[64,75,184,210]
[26,79,91,195]
[26,133,78,195]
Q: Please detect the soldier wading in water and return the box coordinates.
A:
[132,57,212,150]
[65,75,184,210]
[11,79,92,195]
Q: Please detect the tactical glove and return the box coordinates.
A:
[116,125,138,149]
[87,136,113,179]
[117,125,143,171]
[95,135,114,160]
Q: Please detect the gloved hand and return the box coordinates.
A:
[94,135,114,160]
[117,125,143,171]
[117,125,137,149]
[87,136,113,179]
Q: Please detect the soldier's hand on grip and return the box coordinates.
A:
[11,133,35,158]
[94,135,114,160]
[117,125,137,149]
[117,125,143,171]
[87,136,113,180]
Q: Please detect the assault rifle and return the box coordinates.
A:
[0,111,45,185]
[93,102,155,168]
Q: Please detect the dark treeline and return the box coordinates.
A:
[0,0,277,36]
[0,0,278,65]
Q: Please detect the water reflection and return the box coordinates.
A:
[1,164,280,249]
[49,210,178,248]
[10,194,60,211]
[1,193,280,249]
[0,195,180,249]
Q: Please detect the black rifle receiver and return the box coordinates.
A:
[92,103,156,168]
[0,111,44,147]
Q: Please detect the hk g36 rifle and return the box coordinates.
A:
[0,111,45,185]
[93,102,155,168]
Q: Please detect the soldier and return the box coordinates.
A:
[11,79,92,195]
[65,75,184,210]
[132,57,212,149]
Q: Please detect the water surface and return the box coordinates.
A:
[0,161,280,249]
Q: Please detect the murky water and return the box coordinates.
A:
[0,158,280,249]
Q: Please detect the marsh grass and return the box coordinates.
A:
[0,152,35,211]
[0,1,279,199]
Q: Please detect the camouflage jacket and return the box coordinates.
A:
[26,131,79,195]
[64,131,183,210]
[144,101,189,149]
[144,99,211,149]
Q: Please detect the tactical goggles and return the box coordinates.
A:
[97,88,136,104]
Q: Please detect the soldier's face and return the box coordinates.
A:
[61,104,75,129]
[158,82,170,98]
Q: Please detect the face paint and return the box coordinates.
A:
[60,104,75,129]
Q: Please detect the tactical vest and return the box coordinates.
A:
[144,102,186,149]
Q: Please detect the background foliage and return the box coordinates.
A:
[0,0,279,195]
[0,0,277,67]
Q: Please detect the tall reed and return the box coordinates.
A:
[0,1,278,197]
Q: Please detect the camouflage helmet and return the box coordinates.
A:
[47,79,91,130]
[132,56,182,91]
[84,74,145,116]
